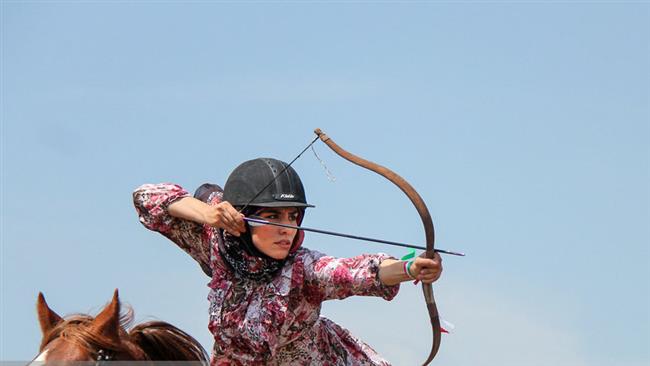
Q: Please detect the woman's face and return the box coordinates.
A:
[250,207,299,260]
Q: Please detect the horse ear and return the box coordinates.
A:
[90,289,121,344]
[37,292,63,335]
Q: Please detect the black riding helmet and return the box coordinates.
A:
[223,158,315,209]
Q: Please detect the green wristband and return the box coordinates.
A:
[401,249,416,261]
[406,259,415,278]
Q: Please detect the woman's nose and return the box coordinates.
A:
[278,214,295,225]
[278,217,297,233]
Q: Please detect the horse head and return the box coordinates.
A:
[35,289,147,362]
[34,289,208,363]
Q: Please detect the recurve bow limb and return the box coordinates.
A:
[314,128,442,365]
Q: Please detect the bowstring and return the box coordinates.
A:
[311,144,336,182]
[238,135,320,213]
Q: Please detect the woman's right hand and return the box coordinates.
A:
[203,201,246,236]
[168,197,246,236]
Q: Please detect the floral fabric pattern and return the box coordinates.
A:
[134,183,399,365]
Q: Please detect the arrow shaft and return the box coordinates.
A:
[244,217,464,256]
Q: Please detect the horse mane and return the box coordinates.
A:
[129,321,209,361]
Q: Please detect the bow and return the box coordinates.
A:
[314,128,441,365]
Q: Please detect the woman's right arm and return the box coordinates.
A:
[168,196,246,237]
[133,183,212,275]
[133,183,191,233]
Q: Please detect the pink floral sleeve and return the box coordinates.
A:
[304,251,400,301]
[133,183,212,276]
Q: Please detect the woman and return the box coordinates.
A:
[133,158,442,365]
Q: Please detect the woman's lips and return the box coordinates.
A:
[275,240,291,247]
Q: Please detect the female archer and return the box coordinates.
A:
[133,158,443,365]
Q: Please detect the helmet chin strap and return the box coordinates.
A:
[238,136,319,213]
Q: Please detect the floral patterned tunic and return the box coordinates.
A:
[134,183,399,365]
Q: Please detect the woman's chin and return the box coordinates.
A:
[270,252,290,260]
[266,248,290,260]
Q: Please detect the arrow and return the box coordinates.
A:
[244,217,465,256]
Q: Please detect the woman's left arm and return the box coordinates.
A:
[378,252,443,286]
[304,251,400,301]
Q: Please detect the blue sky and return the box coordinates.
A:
[2,2,648,365]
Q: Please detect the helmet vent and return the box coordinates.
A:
[264,159,279,175]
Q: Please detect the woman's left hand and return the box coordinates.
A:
[409,252,443,284]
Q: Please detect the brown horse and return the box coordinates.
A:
[33,289,209,363]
